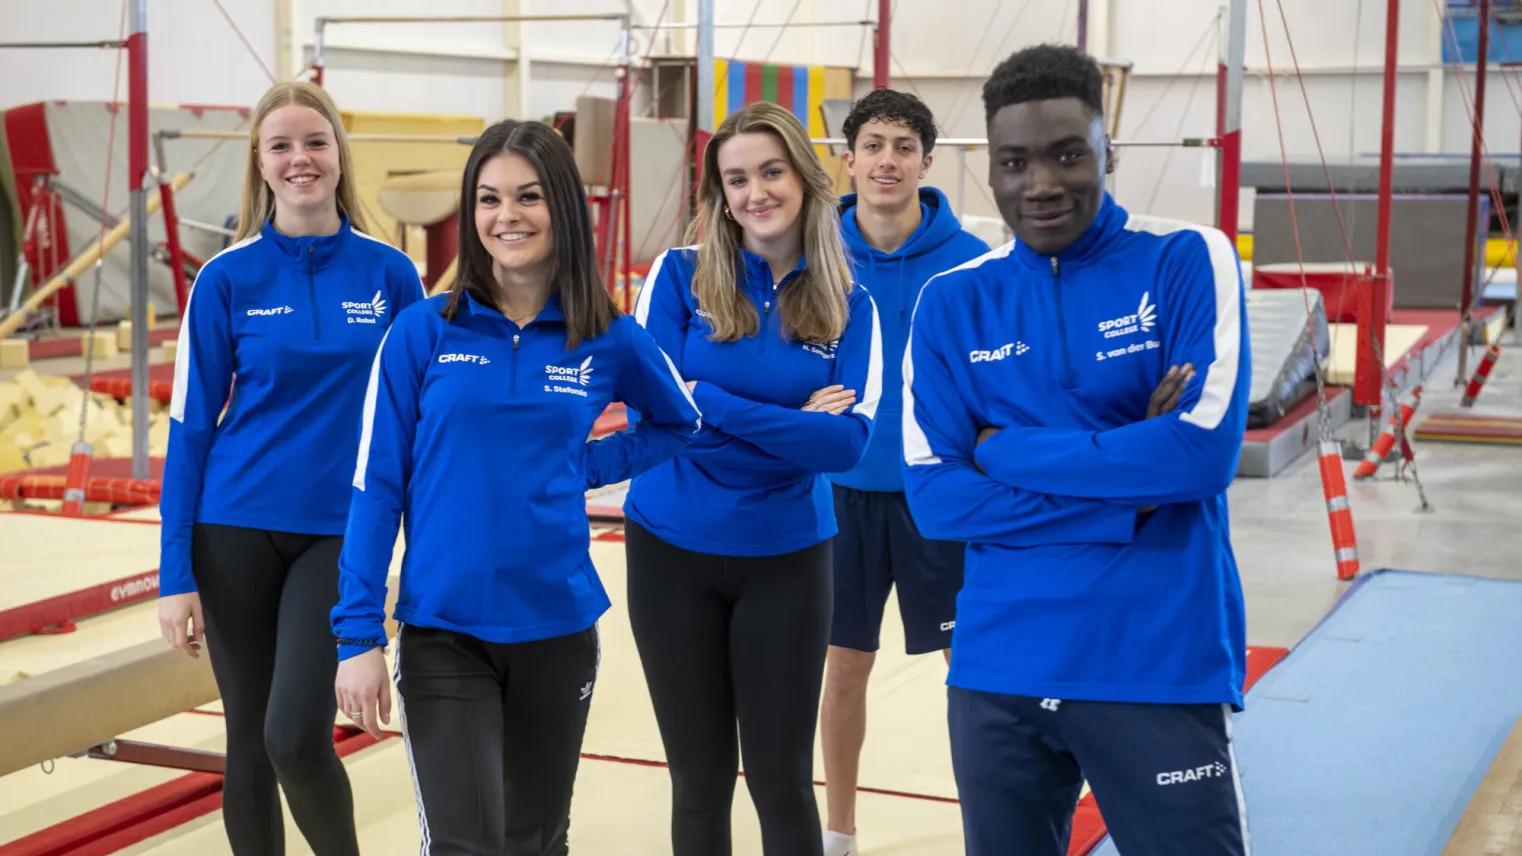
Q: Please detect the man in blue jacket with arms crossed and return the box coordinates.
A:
[902,44,1253,856]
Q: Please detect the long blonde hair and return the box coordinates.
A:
[686,101,853,344]
[234,81,367,242]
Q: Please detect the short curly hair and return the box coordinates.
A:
[842,88,938,154]
[982,44,1105,124]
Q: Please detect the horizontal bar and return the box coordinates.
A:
[158,129,477,145]
[320,14,625,25]
[178,217,237,238]
[0,40,128,50]
[633,20,873,30]
[810,136,1216,149]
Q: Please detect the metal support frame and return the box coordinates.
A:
[1458,0,1491,385]
[1218,0,1246,243]
[1361,0,1401,420]
[875,0,891,89]
[129,0,149,479]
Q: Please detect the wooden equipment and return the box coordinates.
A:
[1441,716,1522,855]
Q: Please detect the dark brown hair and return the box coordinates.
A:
[442,119,616,348]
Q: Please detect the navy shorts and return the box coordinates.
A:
[949,687,1250,856]
[829,483,965,656]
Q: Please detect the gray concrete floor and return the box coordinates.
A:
[1229,322,1522,649]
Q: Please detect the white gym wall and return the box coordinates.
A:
[1,0,1512,231]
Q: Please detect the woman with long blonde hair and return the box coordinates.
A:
[623,100,883,855]
[157,80,425,855]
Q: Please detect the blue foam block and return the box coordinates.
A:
[1090,569,1522,856]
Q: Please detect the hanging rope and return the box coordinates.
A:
[1258,0,1438,516]
[208,0,277,84]
[75,0,129,449]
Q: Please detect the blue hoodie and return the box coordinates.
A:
[624,246,883,557]
[331,291,701,660]
[902,193,1252,707]
[159,216,427,597]
[830,187,991,493]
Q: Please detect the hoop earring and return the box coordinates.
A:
[724,205,735,220]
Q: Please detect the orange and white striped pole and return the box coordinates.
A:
[1460,344,1502,407]
[60,441,95,516]
[1318,440,1360,580]
[1353,385,1421,480]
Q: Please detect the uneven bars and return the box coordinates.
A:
[809,137,1217,148]
[632,20,873,30]
[0,40,129,49]
[320,14,626,24]
[312,12,630,86]
[157,129,477,145]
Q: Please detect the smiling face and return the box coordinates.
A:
[256,104,341,215]
[473,151,554,278]
[987,96,1110,255]
[846,118,931,209]
[715,131,806,254]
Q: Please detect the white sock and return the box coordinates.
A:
[823,829,857,856]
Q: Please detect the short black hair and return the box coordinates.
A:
[842,88,938,154]
[982,43,1105,124]
[445,118,617,348]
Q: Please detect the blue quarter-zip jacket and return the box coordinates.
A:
[902,193,1252,707]
[624,246,883,557]
[331,292,700,661]
[159,216,427,597]
[830,187,990,493]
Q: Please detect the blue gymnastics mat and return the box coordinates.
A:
[1091,568,1522,856]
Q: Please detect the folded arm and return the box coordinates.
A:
[974,230,1249,505]
[901,290,1137,547]
[585,326,703,489]
[690,288,885,474]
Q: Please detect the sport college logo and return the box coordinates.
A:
[545,356,594,396]
[1095,292,1160,362]
[343,291,388,325]
[1097,292,1156,339]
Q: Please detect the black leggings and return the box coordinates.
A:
[191,523,358,856]
[624,520,833,856]
[394,623,601,856]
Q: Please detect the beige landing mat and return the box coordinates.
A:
[1325,322,1429,386]
[119,737,964,855]
[0,600,161,684]
[0,514,161,611]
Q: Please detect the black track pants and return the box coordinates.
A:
[394,622,601,856]
[624,519,832,856]
[191,522,359,856]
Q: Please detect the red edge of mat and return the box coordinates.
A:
[3,652,1289,855]
[0,569,160,642]
[0,727,390,856]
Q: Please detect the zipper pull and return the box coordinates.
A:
[764,300,771,314]
[513,333,520,350]
[1050,256,1059,274]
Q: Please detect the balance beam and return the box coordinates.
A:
[0,574,404,778]
[1442,716,1522,855]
